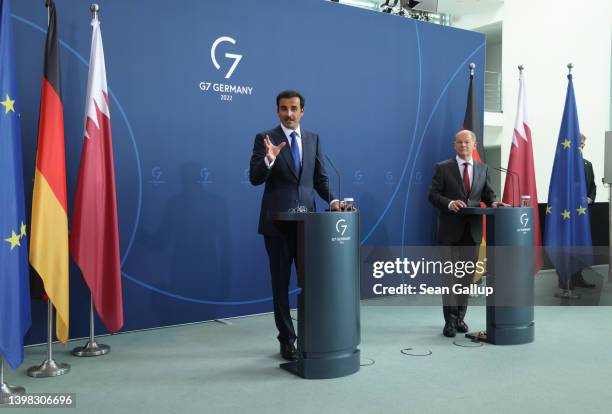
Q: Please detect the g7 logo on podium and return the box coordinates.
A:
[336,219,348,236]
[516,213,531,234]
[211,36,243,79]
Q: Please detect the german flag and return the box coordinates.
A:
[463,65,487,283]
[29,0,69,344]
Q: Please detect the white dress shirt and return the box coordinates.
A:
[448,156,474,210]
[265,125,302,169]
[455,155,473,187]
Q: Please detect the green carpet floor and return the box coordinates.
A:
[3,269,612,413]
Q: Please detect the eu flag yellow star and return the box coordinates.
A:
[561,209,570,220]
[546,206,552,215]
[20,221,27,238]
[576,205,587,215]
[1,94,15,114]
[4,230,21,250]
[561,138,571,149]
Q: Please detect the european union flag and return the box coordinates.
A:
[0,0,31,370]
[544,73,592,285]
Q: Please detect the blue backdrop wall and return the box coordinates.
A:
[10,0,485,344]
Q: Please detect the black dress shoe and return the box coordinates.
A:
[456,320,469,333]
[574,277,596,288]
[443,322,456,338]
[280,343,297,361]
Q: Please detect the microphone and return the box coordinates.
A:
[494,166,521,207]
[491,166,513,207]
[326,155,342,211]
[315,152,333,211]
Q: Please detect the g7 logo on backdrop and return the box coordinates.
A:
[211,36,243,79]
[148,166,165,186]
[200,36,253,100]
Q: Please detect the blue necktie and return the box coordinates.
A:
[290,131,301,176]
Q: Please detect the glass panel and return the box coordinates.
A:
[485,70,503,113]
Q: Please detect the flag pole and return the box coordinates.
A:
[27,1,71,377]
[90,2,98,20]
[72,295,110,356]
[0,356,26,404]
[26,301,70,377]
[70,2,111,359]
[554,62,581,300]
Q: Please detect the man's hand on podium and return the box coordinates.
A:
[449,200,510,212]
[330,201,355,211]
[449,200,467,212]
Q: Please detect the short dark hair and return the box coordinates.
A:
[276,90,305,109]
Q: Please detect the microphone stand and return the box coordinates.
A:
[495,166,520,207]
[315,153,333,211]
[326,155,341,210]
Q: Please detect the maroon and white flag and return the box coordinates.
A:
[503,72,543,272]
[70,15,123,333]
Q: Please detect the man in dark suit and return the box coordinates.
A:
[250,90,340,360]
[428,130,506,337]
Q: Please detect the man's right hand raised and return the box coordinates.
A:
[264,135,286,163]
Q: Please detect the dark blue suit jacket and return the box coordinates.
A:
[250,125,336,237]
[428,158,496,244]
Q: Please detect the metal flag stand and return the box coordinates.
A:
[0,356,25,404]
[555,280,580,300]
[72,295,110,357]
[26,301,70,378]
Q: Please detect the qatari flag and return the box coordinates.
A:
[70,13,123,333]
[503,71,543,272]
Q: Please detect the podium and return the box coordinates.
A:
[273,211,361,379]
[459,207,534,345]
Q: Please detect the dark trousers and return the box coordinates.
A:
[264,224,298,345]
[442,226,479,324]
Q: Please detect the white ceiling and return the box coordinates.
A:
[336,0,505,44]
